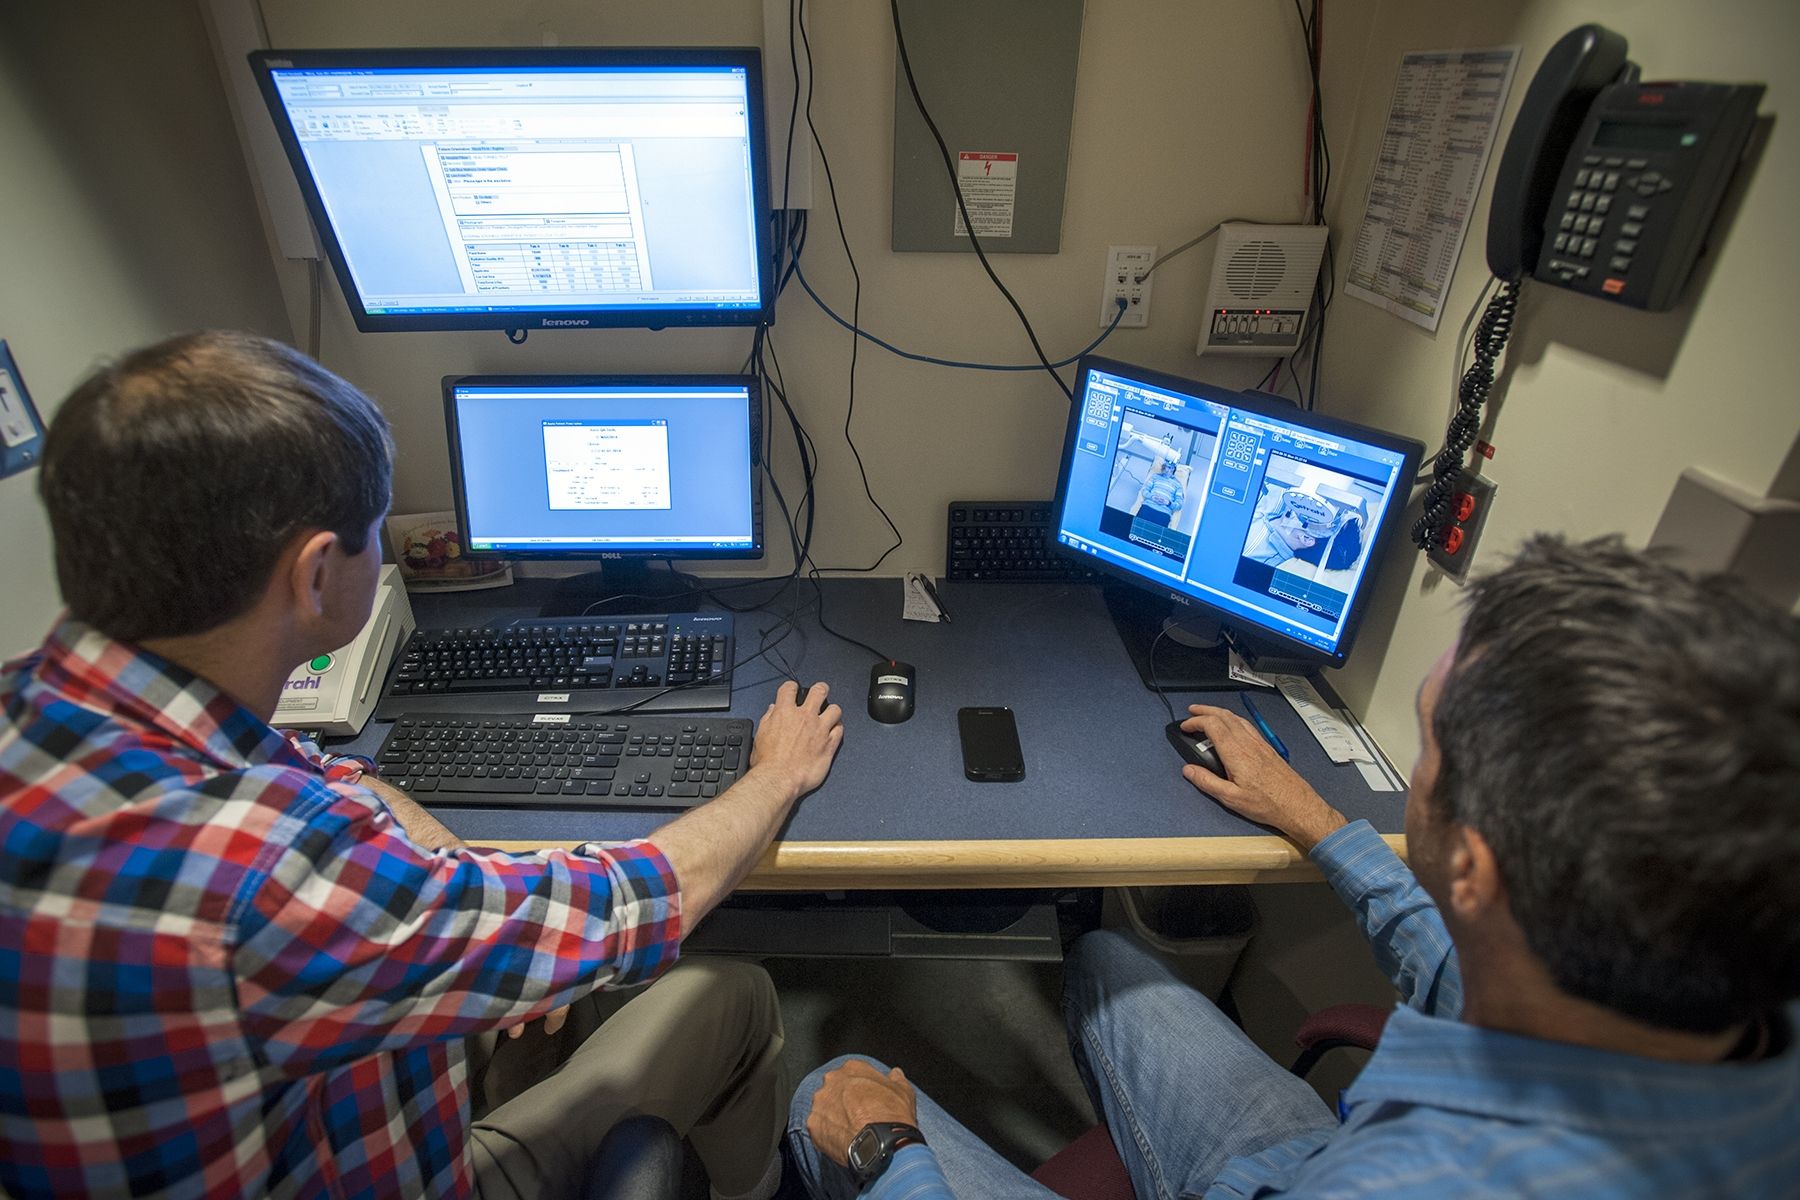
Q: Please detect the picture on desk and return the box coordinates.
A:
[1096,409,1219,563]
[1231,456,1382,622]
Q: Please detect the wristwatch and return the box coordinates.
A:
[847,1121,927,1186]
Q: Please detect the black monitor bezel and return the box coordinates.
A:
[442,373,765,563]
[250,47,777,333]
[1049,355,1424,669]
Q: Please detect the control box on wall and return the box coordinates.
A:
[1196,223,1328,357]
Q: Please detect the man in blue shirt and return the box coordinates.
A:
[788,535,1800,1197]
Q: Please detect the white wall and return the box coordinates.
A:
[1316,0,1800,767]
[250,0,1323,571]
[0,5,291,653]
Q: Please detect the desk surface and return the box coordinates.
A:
[342,578,1407,887]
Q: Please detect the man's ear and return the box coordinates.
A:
[284,530,342,621]
[1444,825,1506,920]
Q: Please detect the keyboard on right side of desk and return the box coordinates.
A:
[945,500,1100,582]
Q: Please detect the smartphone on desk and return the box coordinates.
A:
[958,706,1024,782]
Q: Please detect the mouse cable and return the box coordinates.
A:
[889,0,1074,405]
[803,560,891,665]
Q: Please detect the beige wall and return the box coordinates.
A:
[251,0,1320,568]
[0,4,290,653]
[1317,0,1800,767]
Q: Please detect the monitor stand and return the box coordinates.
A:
[1103,584,1239,691]
[540,561,700,617]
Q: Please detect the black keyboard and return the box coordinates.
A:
[374,613,734,718]
[945,501,1100,582]
[377,713,753,810]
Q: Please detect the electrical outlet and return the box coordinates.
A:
[1427,473,1498,582]
[1100,245,1155,328]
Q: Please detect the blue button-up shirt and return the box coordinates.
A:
[869,821,1800,1198]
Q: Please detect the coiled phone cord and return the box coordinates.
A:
[1411,278,1521,551]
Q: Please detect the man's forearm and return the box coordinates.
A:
[362,778,466,852]
[647,764,800,938]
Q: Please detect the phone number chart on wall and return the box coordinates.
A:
[1346,47,1520,331]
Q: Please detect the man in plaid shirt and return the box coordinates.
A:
[0,331,845,1200]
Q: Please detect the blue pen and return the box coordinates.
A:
[1240,695,1290,760]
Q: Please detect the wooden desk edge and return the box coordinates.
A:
[473,834,1409,888]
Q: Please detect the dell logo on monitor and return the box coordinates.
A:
[540,318,592,328]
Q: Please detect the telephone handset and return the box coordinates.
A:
[1486,25,1632,283]
[1486,24,1762,310]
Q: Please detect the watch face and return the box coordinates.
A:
[848,1126,882,1173]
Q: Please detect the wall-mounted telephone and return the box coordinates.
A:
[1415,25,1766,556]
[1487,24,1763,311]
[274,565,417,737]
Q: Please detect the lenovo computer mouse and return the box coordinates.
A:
[868,660,916,724]
[1165,720,1225,776]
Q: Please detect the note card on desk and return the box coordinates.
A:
[1270,674,1373,765]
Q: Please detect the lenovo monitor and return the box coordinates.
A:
[252,48,775,332]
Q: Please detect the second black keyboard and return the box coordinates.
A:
[377,713,753,810]
[946,501,1100,582]
[375,613,734,718]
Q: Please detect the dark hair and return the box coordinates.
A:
[39,331,392,641]
[1430,534,1800,1032]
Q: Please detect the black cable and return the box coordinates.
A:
[799,3,904,574]
[1291,0,1332,411]
[889,0,1075,405]
[1410,278,1520,551]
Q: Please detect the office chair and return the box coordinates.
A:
[1028,1004,1392,1200]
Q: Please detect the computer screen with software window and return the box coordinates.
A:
[444,376,762,562]
[1051,357,1422,673]
[252,49,774,332]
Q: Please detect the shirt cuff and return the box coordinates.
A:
[1310,818,1407,895]
[571,839,684,986]
[865,1143,950,1200]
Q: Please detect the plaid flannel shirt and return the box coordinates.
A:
[0,621,684,1199]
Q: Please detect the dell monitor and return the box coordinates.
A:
[251,48,775,333]
[1050,356,1424,689]
[444,375,763,615]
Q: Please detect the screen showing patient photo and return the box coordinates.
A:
[1054,364,1412,658]
[1096,409,1220,563]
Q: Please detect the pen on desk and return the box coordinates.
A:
[1240,695,1289,760]
[919,575,953,623]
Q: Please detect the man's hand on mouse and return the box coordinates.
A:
[1179,704,1347,852]
[752,680,845,799]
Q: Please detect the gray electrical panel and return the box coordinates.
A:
[891,0,1083,254]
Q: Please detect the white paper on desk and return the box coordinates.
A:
[1269,673,1373,764]
[1227,649,1275,689]
[901,572,942,623]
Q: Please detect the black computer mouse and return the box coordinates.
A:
[792,682,822,706]
[1165,720,1225,776]
[868,660,916,724]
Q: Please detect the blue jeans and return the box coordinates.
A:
[786,930,1335,1200]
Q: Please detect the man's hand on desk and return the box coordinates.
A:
[1179,704,1348,853]
[750,680,845,801]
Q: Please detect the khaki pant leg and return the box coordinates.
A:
[469,957,787,1200]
